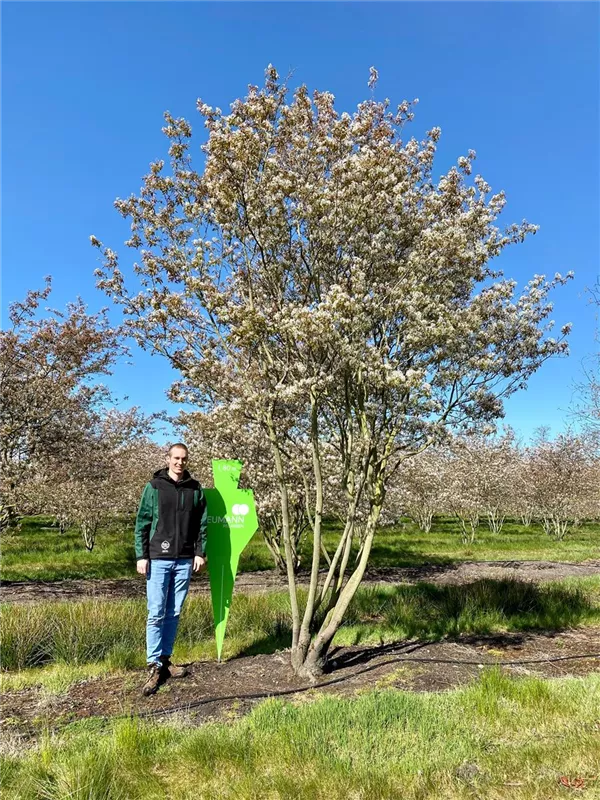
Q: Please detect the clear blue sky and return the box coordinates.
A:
[2,2,598,443]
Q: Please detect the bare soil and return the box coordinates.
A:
[2,559,599,604]
[1,627,599,750]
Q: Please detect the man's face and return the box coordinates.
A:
[167,447,188,478]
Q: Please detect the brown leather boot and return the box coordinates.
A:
[160,655,189,678]
[142,662,163,696]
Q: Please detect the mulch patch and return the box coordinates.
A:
[2,627,598,748]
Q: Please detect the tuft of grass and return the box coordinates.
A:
[0,663,117,694]
[334,576,600,649]
[1,672,599,799]
[0,591,296,672]
[2,577,599,673]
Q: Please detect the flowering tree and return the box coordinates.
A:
[577,363,600,437]
[26,408,162,550]
[481,430,520,533]
[386,429,521,536]
[573,284,600,437]
[0,280,122,530]
[94,66,572,677]
[444,438,484,543]
[444,431,520,540]
[526,429,599,539]
[388,448,448,532]
[510,444,538,527]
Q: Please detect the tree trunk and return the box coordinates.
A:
[414,507,433,533]
[0,493,21,533]
[291,392,325,669]
[520,510,533,527]
[263,527,300,574]
[290,489,384,681]
[81,521,97,551]
[486,508,505,535]
[0,502,11,535]
[551,516,569,540]
[265,410,301,648]
[456,512,478,544]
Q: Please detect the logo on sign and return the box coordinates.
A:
[161,541,170,551]
[207,504,250,528]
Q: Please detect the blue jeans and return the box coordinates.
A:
[146,558,193,665]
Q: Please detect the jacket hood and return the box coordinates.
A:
[153,467,194,484]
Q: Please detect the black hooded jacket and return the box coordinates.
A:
[134,468,208,560]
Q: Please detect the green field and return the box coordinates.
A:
[2,516,598,582]
[2,516,599,798]
[2,671,599,799]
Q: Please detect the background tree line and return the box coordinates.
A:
[383,427,599,543]
[0,279,162,550]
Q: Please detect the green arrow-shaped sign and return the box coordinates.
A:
[204,460,258,660]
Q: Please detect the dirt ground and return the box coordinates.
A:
[1,627,599,750]
[2,559,600,604]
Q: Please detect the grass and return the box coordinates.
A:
[0,516,274,582]
[0,662,119,694]
[0,518,137,581]
[364,516,600,566]
[2,520,598,797]
[1,670,599,799]
[2,576,599,679]
[2,515,599,583]
[0,591,290,676]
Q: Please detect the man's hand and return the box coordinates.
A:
[136,559,149,576]
[193,555,207,572]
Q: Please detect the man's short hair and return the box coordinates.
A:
[168,442,189,456]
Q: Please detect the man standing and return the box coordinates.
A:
[135,443,207,696]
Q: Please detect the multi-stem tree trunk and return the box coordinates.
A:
[456,512,479,545]
[411,506,434,533]
[520,510,533,527]
[549,515,570,540]
[0,500,12,534]
[486,507,505,534]
[262,528,291,574]
[269,381,393,680]
[56,513,71,535]
[0,499,24,532]
[261,499,308,574]
[290,390,325,676]
[81,520,98,551]
[0,466,21,533]
[294,497,384,680]
[262,521,301,574]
